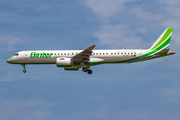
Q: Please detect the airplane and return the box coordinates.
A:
[6,28,175,74]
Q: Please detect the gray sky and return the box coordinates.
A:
[0,0,180,120]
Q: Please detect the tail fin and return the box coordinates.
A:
[149,28,173,51]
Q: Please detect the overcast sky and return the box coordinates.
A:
[0,0,180,120]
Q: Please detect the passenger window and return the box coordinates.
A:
[100,53,101,55]
[106,53,108,55]
[128,53,129,54]
[61,53,63,55]
[68,53,69,55]
[72,53,74,55]
[64,53,66,55]
[111,53,113,55]
[125,53,126,54]
[114,53,116,55]
[96,53,98,55]
[103,53,105,55]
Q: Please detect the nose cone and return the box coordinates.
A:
[6,59,9,63]
[6,59,12,63]
[6,56,14,63]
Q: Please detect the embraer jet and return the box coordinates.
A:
[6,28,175,74]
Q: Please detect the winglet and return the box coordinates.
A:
[89,45,96,50]
[149,28,173,51]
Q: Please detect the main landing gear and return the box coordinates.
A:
[22,64,26,73]
[82,67,92,74]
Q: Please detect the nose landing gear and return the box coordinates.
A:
[22,64,26,73]
[23,70,26,73]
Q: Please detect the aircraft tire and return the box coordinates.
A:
[87,69,92,74]
[82,67,87,72]
[23,70,26,73]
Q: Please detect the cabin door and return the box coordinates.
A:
[139,50,143,58]
[24,51,28,60]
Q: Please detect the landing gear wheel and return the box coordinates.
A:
[22,64,26,73]
[23,70,26,73]
[87,69,92,74]
[82,67,87,72]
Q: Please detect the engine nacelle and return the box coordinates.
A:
[56,57,74,67]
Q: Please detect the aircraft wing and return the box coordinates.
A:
[73,45,96,62]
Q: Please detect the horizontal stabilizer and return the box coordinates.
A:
[156,48,169,55]
[168,51,176,55]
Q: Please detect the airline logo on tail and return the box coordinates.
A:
[149,28,173,51]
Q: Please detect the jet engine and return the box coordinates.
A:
[56,57,74,67]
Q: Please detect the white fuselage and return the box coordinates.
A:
[6,28,176,74]
[7,49,147,64]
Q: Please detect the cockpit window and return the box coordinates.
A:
[14,53,19,56]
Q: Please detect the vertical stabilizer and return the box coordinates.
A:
[149,28,173,51]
